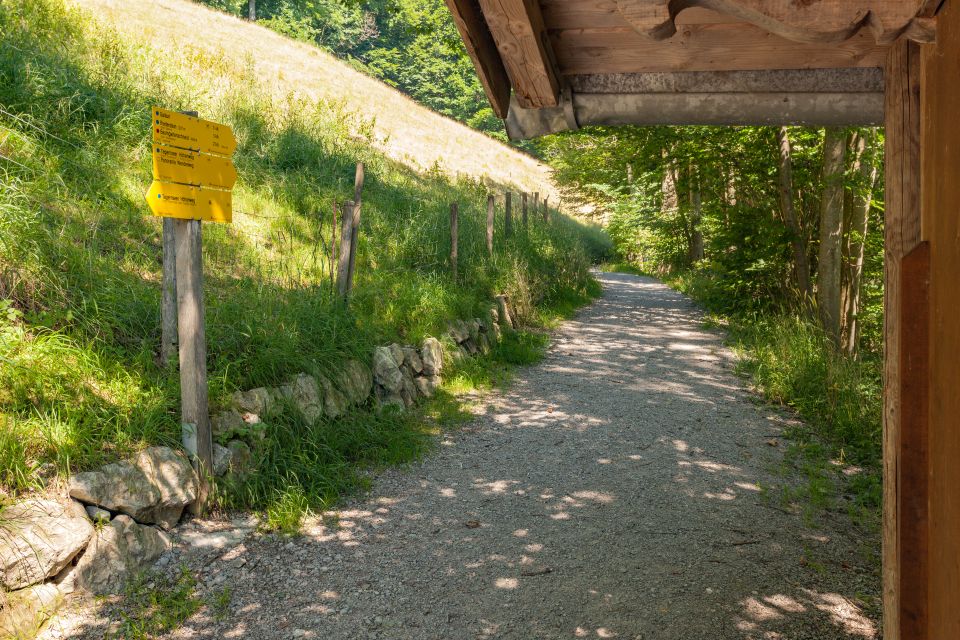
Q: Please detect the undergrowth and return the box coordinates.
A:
[0,0,612,517]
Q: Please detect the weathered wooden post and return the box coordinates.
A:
[450,202,459,279]
[533,192,539,223]
[505,191,513,237]
[330,199,338,293]
[522,192,528,229]
[336,201,355,298]
[543,196,549,222]
[346,163,364,294]
[173,218,212,514]
[160,217,177,367]
[486,194,495,256]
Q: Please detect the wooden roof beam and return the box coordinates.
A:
[476,0,561,109]
[445,0,512,118]
[615,1,937,45]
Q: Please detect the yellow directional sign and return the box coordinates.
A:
[145,181,232,223]
[152,145,237,190]
[151,107,237,157]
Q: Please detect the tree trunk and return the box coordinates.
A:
[248,0,256,20]
[775,127,812,304]
[688,165,704,263]
[841,128,878,355]
[817,127,847,346]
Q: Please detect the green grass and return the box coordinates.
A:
[0,0,610,518]
[109,566,203,640]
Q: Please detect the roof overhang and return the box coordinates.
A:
[444,0,943,139]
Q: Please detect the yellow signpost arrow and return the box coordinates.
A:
[151,107,237,156]
[146,180,232,223]
[152,145,237,190]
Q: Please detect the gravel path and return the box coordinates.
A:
[49,272,880,639]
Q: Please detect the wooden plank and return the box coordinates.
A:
[173,219,211,514]
[614,1,931,44]
[899,241,930,640]
[542,2,740,30]
[476,0,561,108]
[883,37,923,640]
[919,1,960,635]
[551,23,889,74]
[445,0,512,118]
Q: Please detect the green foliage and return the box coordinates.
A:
[0,0,607,500]
[110,566,203,640]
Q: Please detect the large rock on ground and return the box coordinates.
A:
[339,360,373,406]
[73,515,171,595]
[317,374,349,419]
[421,337,444,376]
[387,343,405,369]
[373,346,403,393]
[414,375,441,398]
[231,387,273,415]
[0,583,63,639]
[68,446,197,530]
[402,347,423,374]
[280,373,323,422]
[0,499,93,591]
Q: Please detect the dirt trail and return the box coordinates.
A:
[49,272,879,639]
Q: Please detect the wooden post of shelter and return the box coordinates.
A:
[336,201,354,298]
[486,194,495,256]
[450,202,459,279]
[504,191,513,237]
[346,163,364,295]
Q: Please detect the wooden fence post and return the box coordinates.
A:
[486,194,495,256]
[330,199,338,293]
[450,202,459,279]
[160,217,178,367]
[543,197,549,222]
[346,163,364,294]
[522,192,528,229]
[505,192,513,237]
[173,219,212,514]
[533,192,539,223]
[336,201,354,298]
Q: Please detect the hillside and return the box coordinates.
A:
[74,0,558,201]
[0,0,609,515]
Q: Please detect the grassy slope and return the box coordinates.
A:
[77,0,559,200]
[0,0,610,512]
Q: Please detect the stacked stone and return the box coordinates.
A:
[372,337,444,408]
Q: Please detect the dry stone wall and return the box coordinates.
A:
[0,297,517,639]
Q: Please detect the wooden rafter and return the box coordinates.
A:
[445,0,512,118]
[475,0,561,109]
[615,0,935,44]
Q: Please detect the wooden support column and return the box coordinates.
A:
[919,0,960,636]
[884,37,923,640]
[174,219,212,514]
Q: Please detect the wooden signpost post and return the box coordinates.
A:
[146,107,237,514]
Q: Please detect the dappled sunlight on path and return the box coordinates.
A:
[45,272,878,640]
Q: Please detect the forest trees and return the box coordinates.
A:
[538,125,884,356]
